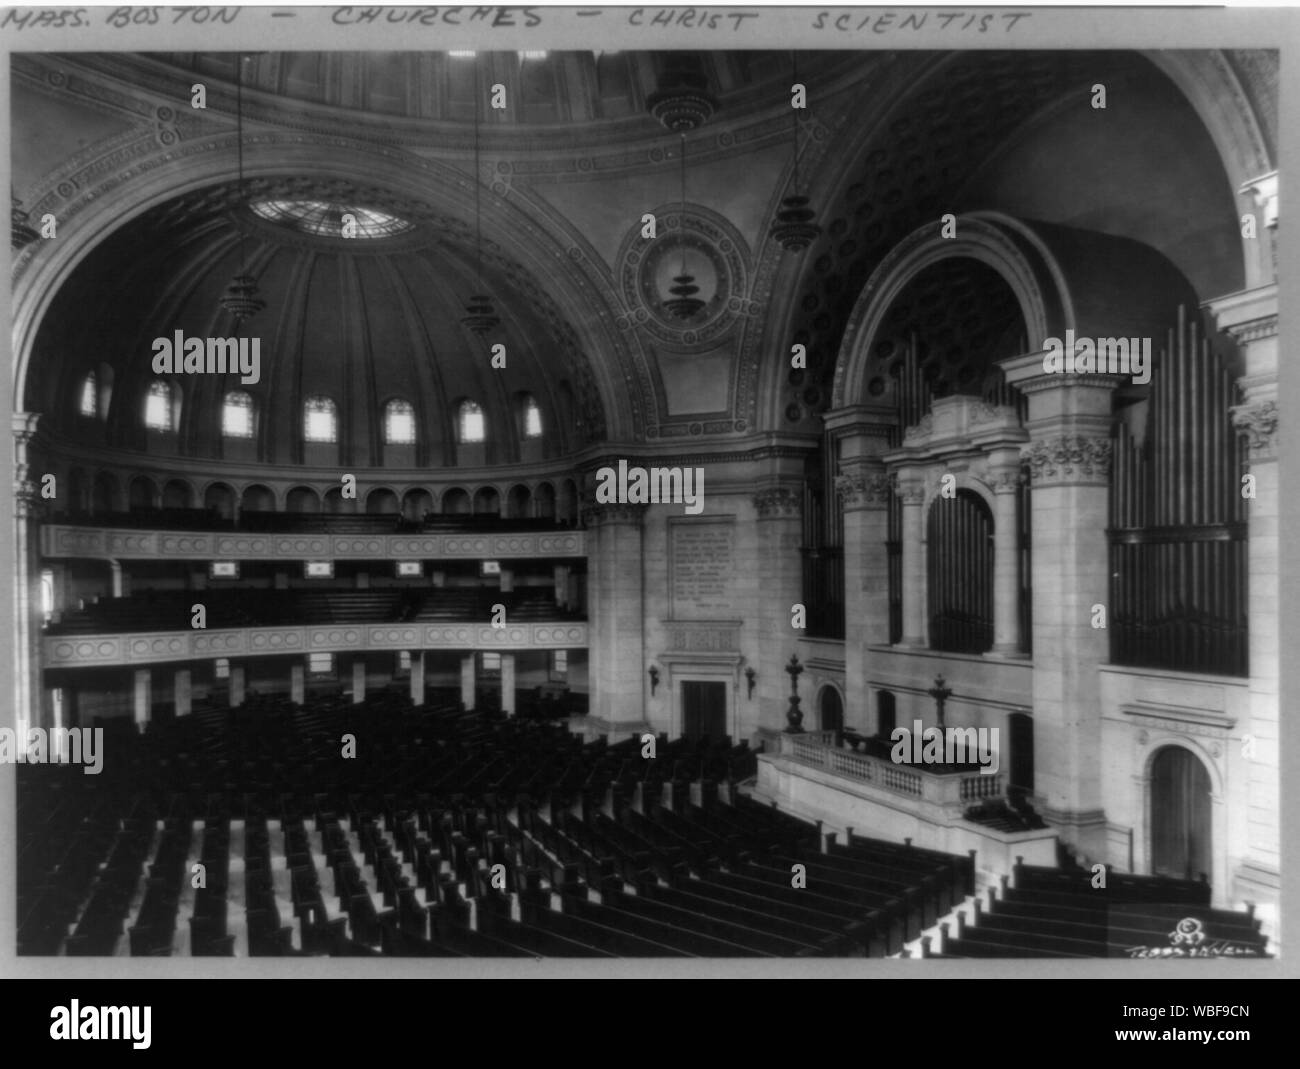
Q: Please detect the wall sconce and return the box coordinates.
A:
[745,667,757,700]
[648,665,660,696]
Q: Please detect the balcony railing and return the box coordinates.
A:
[771,731,1003,808]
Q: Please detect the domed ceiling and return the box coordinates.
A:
[28,176,606,467]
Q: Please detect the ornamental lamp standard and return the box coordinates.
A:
[783,653,805,734]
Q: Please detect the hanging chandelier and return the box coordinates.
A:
[646,61,717,134]
[461,55,500,336]
[220,53,265,324]
[662,133,705,321]
[771,52,822,253]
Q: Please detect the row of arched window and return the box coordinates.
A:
[81,373,543,445]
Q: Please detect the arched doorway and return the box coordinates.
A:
[1150,746,1212,884]
[818,686,844,738]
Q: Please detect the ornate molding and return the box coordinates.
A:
[1021,435,1113,484]
[43,621,590,669]
[1222,314,1278,346]
[753,487,801,519]
[1230,399,1278,460]
[41,524,587,562]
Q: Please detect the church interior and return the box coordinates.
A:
[10,46,1279,961]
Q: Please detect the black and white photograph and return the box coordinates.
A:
[3,3,1293,1006]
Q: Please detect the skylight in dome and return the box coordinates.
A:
[250,200,414,239]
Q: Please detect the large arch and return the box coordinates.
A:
[831,211,1198,410]
[13,132,633,443]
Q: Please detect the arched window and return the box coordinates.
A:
[522,394,543,439]
[144,381,174,431]
[222,390,255,438]
[303,396,337,443]
[458,400,486,444]
[79,372,97,418]
[384,398,416,444]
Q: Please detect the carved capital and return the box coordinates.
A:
[990,468,1025,495]
[1231,399,1278,461]
[14,479,41,519]
[1021,435,1113,484]
[753,487,801,519]
[835,472,893,509]
[896,479,927,506]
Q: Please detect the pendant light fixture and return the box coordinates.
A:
[646,56,715,322]
[461,54,500,336]
[662,132,705,320]
[220,53,265,323]
[771,51,821,253]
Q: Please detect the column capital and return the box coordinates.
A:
[990,467,1026,495]
[1021,434,1113,486]
[753,486,801,519]
[835,471,894,510]
[895,474,928,506]
[14,479,40,518]
[1230,399,1278,462]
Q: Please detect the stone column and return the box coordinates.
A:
[12,413,43,732]
[1002,353,1122,860]
[290,663,305,705]
[133,668,152,727]
[553,565,570,610]
[229,664,246,707]
[583,503,646,732]
[988,453,1024,657]
[827,406,897,734]
[896,469,928,649]
[409,651,425,706]
[174,668,192,718]
[109,559,125,598]
[1214,284,1279,910]
[752,486,805,730]
[501,653,516,716]
[352,658,367,704]
[460,653,476,710]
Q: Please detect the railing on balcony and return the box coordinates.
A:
[771,731,1003,808]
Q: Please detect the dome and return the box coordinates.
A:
[27,177,606,468]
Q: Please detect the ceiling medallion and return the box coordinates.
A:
[219,274,266,323]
